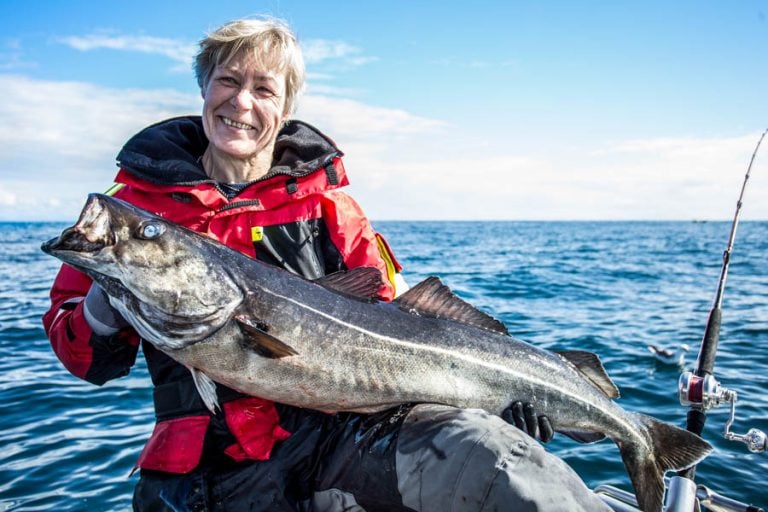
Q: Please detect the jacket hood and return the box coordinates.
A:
[116,116,344,186]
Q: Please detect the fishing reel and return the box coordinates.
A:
[678,372,767,453]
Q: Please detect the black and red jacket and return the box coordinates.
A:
[42,116,402,473]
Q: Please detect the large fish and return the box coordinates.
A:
[42,194,712,512]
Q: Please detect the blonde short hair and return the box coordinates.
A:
[194,17,305,116]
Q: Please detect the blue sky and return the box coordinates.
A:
[1,1,766,220]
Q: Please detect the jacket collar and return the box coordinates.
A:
[116,116,344,187]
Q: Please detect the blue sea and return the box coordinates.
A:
[1,220,767,511]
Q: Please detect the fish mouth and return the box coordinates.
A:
[42,194,116,256]
[41,225,112,254]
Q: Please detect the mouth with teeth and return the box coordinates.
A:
[220,116,255,130]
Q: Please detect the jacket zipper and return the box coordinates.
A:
[217,199,261,213]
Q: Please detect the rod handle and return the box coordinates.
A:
[696,307,721,376]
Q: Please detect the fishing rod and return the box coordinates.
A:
[595,130,768,512]
[665,129,768,510]
[693,128,767,381]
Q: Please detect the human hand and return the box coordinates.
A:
[501,401,554,443]
[83,284,127,336]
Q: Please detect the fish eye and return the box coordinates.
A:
[137,221,165,240]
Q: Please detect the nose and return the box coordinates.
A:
[230,88,253,111]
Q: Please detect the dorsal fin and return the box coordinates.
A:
[315,267,383,302]
[394,277,508,335]
[553,350,620,399]
[236,315,298,359]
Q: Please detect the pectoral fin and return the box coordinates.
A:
[236,315,299,359]
[190,367,219,414]
[553,350,620,399]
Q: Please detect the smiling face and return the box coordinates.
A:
[201,51,288,166]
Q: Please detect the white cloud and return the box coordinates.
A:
[1,72,764,222]
[0,181,77,221]
[0,75,200,169]
[433,57,520,70]
[56,33,376,73]
[0,74,201,220]
[297,95,446,140]
[0,74,443,221]
[58,34,196,70]
[0,189,18,206]
[585,133,767,205]
[329,131,768,221]
[305,83,365,97]
[302,39,377,66]
[0,39,36,71]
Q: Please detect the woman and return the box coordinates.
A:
[43,17,608,511]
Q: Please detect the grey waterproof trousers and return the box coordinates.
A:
[133,404,611,512]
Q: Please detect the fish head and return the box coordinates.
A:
[42,193,244,350]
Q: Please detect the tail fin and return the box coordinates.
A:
[619,413,712,512]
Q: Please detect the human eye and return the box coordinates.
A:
[255,85,276,97]
[217,75,239,86]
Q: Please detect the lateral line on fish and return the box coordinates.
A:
[264,288,649,452]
